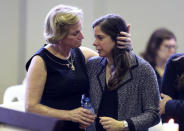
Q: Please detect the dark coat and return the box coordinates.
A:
[161,53,184,131]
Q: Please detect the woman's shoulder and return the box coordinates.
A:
[171,53,184,61]
[130,53,152,69]
[79,46,98,62]
[169,53,184,73]
[130,54,156,75]
[87,56,103,65]
[164,53,184,68]
[86,56,104,70]
[26,46,47,71]
[136,55,149,64]
[86,56,105,76]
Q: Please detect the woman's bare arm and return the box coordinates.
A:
[24,56,95,125]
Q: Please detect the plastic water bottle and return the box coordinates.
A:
[83,97,95,114]
[81,94,96,131]
[81,94,86,108]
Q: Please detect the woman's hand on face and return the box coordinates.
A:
[116,24,132,50]
[68,107,96,126]
[99,117,124,131]
[159,93,172,115]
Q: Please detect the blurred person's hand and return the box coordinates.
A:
[159,93,172,115]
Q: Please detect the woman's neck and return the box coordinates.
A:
[107,56,114,67]
[155,57,166,77]
[155,66,164,77]
[50,43,71,59]
[156,57,166,70]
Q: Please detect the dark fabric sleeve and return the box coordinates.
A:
[128,59,160,130]
[25,56,34,71]
[25,53,44,71]
[161,53,184,123]
[25,45,46,71]
[154,70,162,92]
[161,54,179,98]
[165,100,184,121]
[126,119,135,131]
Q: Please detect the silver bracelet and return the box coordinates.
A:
[123,120,129,131]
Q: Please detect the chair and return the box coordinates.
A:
[3,84,25,104]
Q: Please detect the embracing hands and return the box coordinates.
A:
[116,24,132,50]
[67,107,96,127]
[99,117,124,131]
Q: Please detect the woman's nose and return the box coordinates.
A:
[79,32,84,39]
[93,40,98,46]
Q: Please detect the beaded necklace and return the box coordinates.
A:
[44,52,75,71]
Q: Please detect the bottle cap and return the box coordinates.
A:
[85,97,90,102]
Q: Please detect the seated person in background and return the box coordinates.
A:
[160,53,184,131]
[24,4,131,131]
[140,28,177,91]
[87,14,160,131]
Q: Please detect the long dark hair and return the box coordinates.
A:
[141,28,176,67]
[92,14,131,90]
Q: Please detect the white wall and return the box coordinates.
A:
[26,0,95,59]
[0,0,20,102]
[0,0,184,103]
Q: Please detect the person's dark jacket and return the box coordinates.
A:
[161,53,184,131]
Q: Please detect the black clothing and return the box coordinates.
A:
[154,69,162,92]
[95,83,118,131]
[26,46,89,131]
[161,53,184,131]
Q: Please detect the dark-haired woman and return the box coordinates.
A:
[141,28,177,91]
[87,14,160,131]
[160,53,184,131]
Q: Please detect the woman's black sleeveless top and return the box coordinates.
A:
[26,46,89,131]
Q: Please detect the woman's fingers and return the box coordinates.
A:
[79,116,93,126]
[117,31,132,50]
[127,24,131,33]
[119,31,131,37]
[99,117,111,130]
[69,107,96,126]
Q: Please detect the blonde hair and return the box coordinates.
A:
[44,4,83,44]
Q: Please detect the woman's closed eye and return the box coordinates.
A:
[96,35,104,41]
[71,31,80,36]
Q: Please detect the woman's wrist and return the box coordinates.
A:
[59,110,71,121]
[121,120,129,131]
